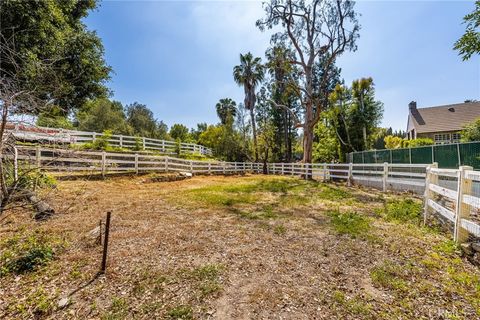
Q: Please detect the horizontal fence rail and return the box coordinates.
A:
[12,146,478,244]
[6,123,213,156]
[424,164,480,243]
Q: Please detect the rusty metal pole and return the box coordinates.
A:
[100,212,111,274]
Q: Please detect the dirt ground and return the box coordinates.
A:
[0,174,479,319]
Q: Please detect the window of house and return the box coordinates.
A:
[434,133,451,144]
[452,133,461,143]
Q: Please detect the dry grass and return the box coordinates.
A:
[0,174,479,319]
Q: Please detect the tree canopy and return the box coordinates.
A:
[0,0,111,113]
[454,1,480,61]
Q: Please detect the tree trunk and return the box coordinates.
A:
[249,107,258,162]
[303,125,314,163]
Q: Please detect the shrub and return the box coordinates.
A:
[384,198,422,224]
[0,231,58,276]
[328,210,371,238]
[91,130,113,150]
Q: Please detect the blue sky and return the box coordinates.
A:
[85,0,479,131]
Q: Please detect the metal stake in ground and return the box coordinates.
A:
[100,211,111,274]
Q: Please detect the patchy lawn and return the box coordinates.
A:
[0,174,479,319]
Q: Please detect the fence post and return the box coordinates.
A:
[100,211,111,274]
[281,163,285,175]
[35,145,41,169]
[101,151,107,177]
[14,146,18,181]
[454,165,473,243]
[208,162,211,175]
[119,135,123,148]
[142,137,146,151]
[347,163,353,187]
[423,162,438,225]
[190,160,193,175]
[323,164,327,182]
[382,162,389,192]
[165,157,169,172]
[135,153,139,174]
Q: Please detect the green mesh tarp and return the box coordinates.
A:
[391,149,410,164]
[433,144,459,168]
[459,142,480,168]
[411,146,432,164]
[349,142,480,169]
[353,152,364,163]
[376,150,391,163]
[363,151,376,163]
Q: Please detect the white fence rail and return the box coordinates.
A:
[7,123,213,156]
[14,146,478,243]
[424,164,480,243]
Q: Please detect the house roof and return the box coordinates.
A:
[408,102,480,134]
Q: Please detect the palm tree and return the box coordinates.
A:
[215,98,237,125]
[233,52,264,162]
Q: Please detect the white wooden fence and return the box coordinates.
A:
[424,164,480,243]
[15,146,479,243]
[7,124,213,156]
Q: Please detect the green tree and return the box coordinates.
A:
[190,123,208,142]
[199,122,244,162]
[257,0,360,163]
[265,45,301,162]
[322,79,383,160]
[76,98,131,134]
[313,121,339,163]
[215,98,237,125]
[233,52,265,162]
[37,106,74,129]
[170,124,190,142]
[0,0,111,113]
[125,102,160,139]
[454,1,480,60]
[461,117,480,141]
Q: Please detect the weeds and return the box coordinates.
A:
[167,305,193,319]
[101,297,129,320]
[370,261,410,293]
[0,231,60,276]
[327,210,371,238]
[383,198,422,224]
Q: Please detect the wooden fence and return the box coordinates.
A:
[8,124,213,156]
[424,164,480,243]
[15,146,479,243]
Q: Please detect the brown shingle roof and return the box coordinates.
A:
[409,102,480,134]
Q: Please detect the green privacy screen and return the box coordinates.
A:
[348,142,480,169]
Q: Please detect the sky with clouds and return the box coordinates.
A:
[85,0,479,131]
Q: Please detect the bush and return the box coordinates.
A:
[384,198,422,224]
[328,210,371,238]
[0,231,59,276]
[91,130,113,150]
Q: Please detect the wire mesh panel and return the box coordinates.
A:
[351,164,383,190]
[376,150,390,164]
[459,142,480,169]
[352,152,364,163]
[363,151,376,164]
[433,144,459,169]
[387,164,427,194]
[391,149,410,164]
[425,168,459,235]
[462,170,480,242]
[411,146,432,164]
